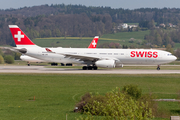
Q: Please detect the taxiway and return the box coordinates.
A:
[0,66,180,74]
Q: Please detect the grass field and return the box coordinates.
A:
[101,30,149,40]
[174,43,180,49]
[32,30,149,48]
[30,30,180,50]
[0,74,179,120]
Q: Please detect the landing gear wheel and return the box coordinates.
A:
[157,65,160,70]
[83,66,98,70]
[88,66,92,70]
[51,63,58,66]
[82,66,87,70]
[93,66,98,70]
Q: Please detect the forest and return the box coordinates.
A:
[1,4,180,47]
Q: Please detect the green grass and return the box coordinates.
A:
[0,60,27,66]
[174,43,180,49]
[32,30,150,48]
[158,102,180,116]
[101,30,149,40]
[126,23,139,25]
[33,37,94,48]
[0,74,179,120]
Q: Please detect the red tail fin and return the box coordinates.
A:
[9,25,35,46]
[88,36,99,48]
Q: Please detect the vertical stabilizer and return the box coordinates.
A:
[88,36,99,48]
[9,25,38,47]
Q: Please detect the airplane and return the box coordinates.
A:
[19,36,99,66]
[8,25,177,70]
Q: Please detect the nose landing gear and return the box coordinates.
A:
[157,65,160,70]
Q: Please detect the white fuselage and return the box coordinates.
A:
[20,54,45,62]
[23,46,177,65]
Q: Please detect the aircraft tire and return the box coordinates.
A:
[93,66,98,70]
[88,66,92,70]
[157,67,160,70]
[157,65,160,70]
[82,66,87,70]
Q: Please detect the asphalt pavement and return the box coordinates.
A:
[1,66,180,74]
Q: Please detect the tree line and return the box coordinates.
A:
[1,4,180,24]
[0,48,21,64]
[1,4,180,46]
[0,14,112,46]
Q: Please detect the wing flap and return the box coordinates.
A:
[63,53,100,61]
[60,53,119,62]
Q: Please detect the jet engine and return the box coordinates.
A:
[115,64,123,68]
[18,48,27,54]
[95,60,115,68]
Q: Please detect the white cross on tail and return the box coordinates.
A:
[92,40,96,47]
[14,31,24,42]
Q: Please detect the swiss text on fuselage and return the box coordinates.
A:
[130,51,158,58]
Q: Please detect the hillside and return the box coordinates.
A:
[1,4,180,47]
[32,31,149,48]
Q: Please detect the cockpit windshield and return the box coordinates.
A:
[167,54,173,56]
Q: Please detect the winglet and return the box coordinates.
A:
[9,25,36,47]
[88,36,99,48]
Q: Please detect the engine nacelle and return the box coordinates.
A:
[95,60,115,68]
[115,64,123,68]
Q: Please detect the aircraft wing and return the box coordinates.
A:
[62,53,100,61]
[60,53,119,62]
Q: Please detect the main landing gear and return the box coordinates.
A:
[157,65,160,70]
[82,66,98,70]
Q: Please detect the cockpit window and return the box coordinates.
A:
[167,54,173,56]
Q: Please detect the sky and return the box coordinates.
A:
[0,0,180,10]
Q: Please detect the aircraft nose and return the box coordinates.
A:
[173,55,177,61]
